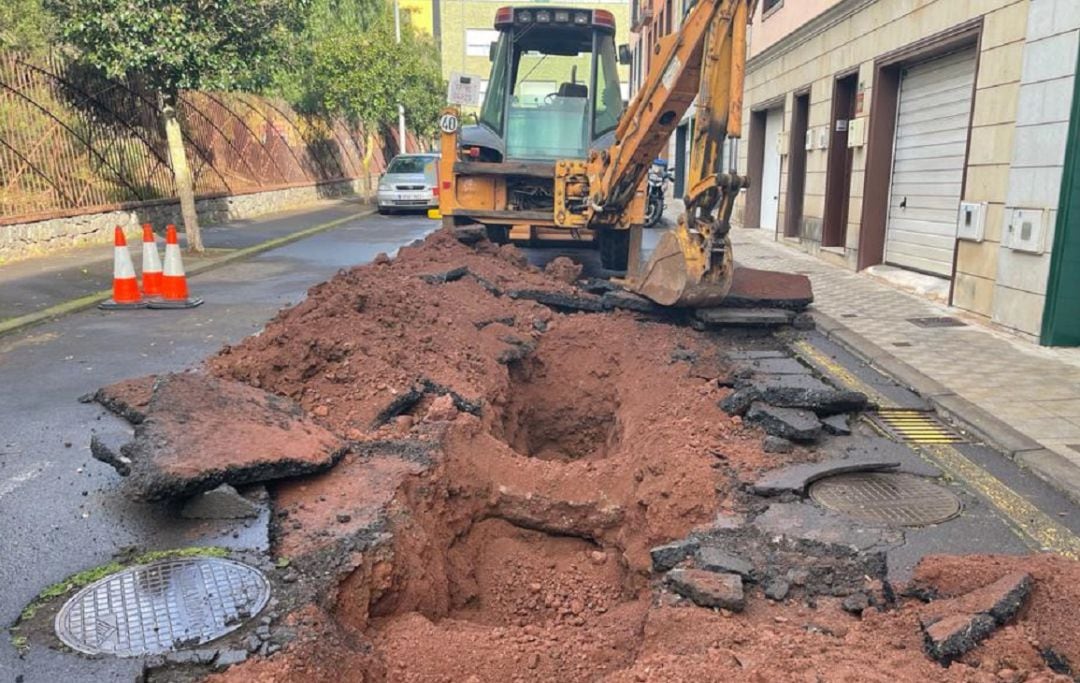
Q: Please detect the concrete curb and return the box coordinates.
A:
[808,309,1080,507]
[0,207,375,339]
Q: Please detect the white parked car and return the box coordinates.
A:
[377,153,440,214]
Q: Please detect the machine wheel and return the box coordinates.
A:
[598,228,630,271]
[485,225,510,244]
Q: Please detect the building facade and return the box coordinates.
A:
[439,0,631,106]
[737,0,1080,346]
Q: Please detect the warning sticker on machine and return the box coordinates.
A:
[661,56,682,92]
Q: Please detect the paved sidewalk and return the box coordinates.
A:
[731,228,1080,482]
[0,198,373,326]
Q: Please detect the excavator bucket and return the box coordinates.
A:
[629,224,734,308]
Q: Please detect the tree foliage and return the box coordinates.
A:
[268,3,444,136]
[45,0,307,99]
[0,0,55,52]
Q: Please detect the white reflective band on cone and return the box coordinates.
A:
[163,243,186,277]
[115,246,137,278]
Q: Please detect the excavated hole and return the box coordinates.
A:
[496,357,623,461]
[444,518,635,627]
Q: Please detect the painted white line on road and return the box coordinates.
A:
[0,462,52,499]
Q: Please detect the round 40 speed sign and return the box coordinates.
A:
[439,113,459,134]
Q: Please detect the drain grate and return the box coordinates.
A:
[907,316,967,328]
[870,408,964,444]
[809,471,962,526]
[55,557,270,657]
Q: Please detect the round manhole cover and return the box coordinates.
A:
[55,557,270,657]
[808,471,961,527]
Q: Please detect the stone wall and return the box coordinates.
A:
[0,176,376,263]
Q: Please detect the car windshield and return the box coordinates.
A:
[386,157,434,174]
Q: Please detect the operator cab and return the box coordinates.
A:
[463,6,627,161]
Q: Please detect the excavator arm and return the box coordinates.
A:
[585,0,756,306]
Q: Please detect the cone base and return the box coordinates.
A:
[99,299,149,310]
[147,297,204,309]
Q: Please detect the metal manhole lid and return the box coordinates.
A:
[55,557,270,657]
[809,471,961,527]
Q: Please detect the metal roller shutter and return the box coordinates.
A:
[885,48,977,277]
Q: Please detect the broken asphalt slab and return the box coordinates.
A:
[919,572,1033,663]
[745,402,822,442]
[91,372,347,501]
[665,568,746,611]
[751,458,902,496]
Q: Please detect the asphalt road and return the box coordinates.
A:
[0,211,434,681]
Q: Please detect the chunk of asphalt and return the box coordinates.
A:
[601,290,663,314]
[212,649,249,671]
[695,307,795,326]
[762,436,794,454]
[745,402,822,443]
[666,569,745,611]
[753,502,903,554]
[920,570,1028,665]
[694,546,753,578]
[764,578,791,601]
[180,484,261,520]
[451,225,486,245]
[507,289,607,313]
[751,458,902,496]
[420,266,469,284]
[719,386,760,416]
[841,591,871,614]
[821,414,852,435]
[90,433,132,477]
[758,385,869,417]
[736,357,812,376]
[650,538,700,573]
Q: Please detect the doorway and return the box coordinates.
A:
[823,73,857,247]
[785,92,810,238]
[760,107,784,232]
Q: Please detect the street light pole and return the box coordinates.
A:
[395,0,407,153]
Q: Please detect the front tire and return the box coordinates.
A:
[645,194,664,228]
[598,228,630,271]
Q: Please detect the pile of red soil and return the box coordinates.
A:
[198,230,1079,683]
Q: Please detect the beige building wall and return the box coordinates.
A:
[749,0,844,58]
[737,0,1034,333]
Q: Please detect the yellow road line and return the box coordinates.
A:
[791,339,896,407]
[922,444,1080,559]
[792,339,1080,556]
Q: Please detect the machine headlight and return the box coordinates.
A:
[536,10,551,22]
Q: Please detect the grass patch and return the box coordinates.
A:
[16,546,229,624]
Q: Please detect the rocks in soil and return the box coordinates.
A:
[91,372,347,501]
[666,569,745,612]
[180,484,261,520]
[764,578,791,601]
[651,538,701,573]
[543,256,583,284]
[841,591,871,614]
[919,572,1033,664]
[420,266,470,284]
[745,402,822,443]
[751,458,901,496]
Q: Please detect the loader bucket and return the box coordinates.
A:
[630,230,734,308]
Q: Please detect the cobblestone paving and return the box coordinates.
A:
[731,228,1080,467]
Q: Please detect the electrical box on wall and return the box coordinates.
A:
[777,131,789,156]
[817,127,829,150]
[1004,207,1050,253]
[957,202,986,242]
[848,118,867,148]
[805,129,814,151]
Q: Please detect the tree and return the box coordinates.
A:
[0,0,54,52]
[302,9,443,137]
[47,0,306,252]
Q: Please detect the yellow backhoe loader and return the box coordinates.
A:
[435,0,756,307]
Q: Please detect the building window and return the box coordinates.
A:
[465,29,500,57]
[762,0,782,17]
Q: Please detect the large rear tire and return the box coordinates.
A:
[598,228,630,271]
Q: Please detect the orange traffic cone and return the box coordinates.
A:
[141,223,164,298]
[99,226,147,310]
[148,224,203,309]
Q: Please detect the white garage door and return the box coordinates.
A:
[885,48,977,277]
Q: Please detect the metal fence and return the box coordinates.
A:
[0,51,422,224]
